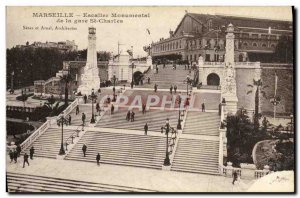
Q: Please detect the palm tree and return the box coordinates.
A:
[60,71,73,107]
[247,79,268,130]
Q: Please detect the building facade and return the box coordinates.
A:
[149,13,292,63]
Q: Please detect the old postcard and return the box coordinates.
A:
[6,6,294,193]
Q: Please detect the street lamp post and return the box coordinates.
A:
[186,75,191,95]
[177,95,182,130]
[161,118,176,166]
[131,63,134,89]
[112,75,117,102]
[90,88,96,123]
[57,114,69,155]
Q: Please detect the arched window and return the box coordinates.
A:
[243,42,248,47]
[270,44,276,48]
[252,42,257,47]
[262,43,267,47]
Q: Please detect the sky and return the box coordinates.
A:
[6,6,293,57]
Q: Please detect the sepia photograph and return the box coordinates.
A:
[5,6,295,193]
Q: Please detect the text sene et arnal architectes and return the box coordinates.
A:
[32,12,150,18]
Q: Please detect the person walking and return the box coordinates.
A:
[96,153,101,166]
[174,85,177,93]
[170,85,173,94]
[9,150,14,163]
[16,144,21,157]
[142,103,146,114]
[202,103,205,112]
[232,171,238,185]
[84,94,87,104]
[96,103,100,114]
[154,84,158,92]
[68,114,72,125]
[144,123,148,135]
[111,104,115,115]
[13,150,18,163]
[82,144,87,157]
[23,153,29,168]
[147,77,150,84]
[29,146,34,160]
[82,113,86,126]
[126,111,130,121]
[131,111,135,122]
[76,105,80,115]
[156,66,158,74]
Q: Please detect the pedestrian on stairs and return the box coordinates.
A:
[68,114,72,125]
[76,105,80,115]
[82,113,86,126]
[170,85,173,94]
[184,64,186,70]
[16,144,21,157]
[84,94,88,104]
[29,146,34,160]
[202,103,206,112]
[156,66,158,74]
[96,153,101,166]
[147,77,150,84]
[96,103,100,114]
[163,63,166,68]
[126,111,130,121]
[23,153,29,168]
[131,111,135,122]
[154,84,158,92]
[174,85,177,93]
[144,123,148,135]
[142,103,146,114]
[13,150,18,163]
[232,171,238,185]
[82,144,87,157]
[111,104,115,115]
[9,150,14,163]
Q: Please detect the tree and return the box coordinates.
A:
[247,79,268,131]
[60,72,73,107]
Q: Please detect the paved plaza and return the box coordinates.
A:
[6,156,254,192]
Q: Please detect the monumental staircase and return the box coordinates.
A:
[170,111,221,175]
[7,172,156,192]
[95,109,178,132]
[141,64,195,90]
[21,128,76,158]
[183,111,220,136]
[65,131,169,169]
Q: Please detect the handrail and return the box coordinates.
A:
[218,129,224,173]
[62,98,79,118]
[19,120,50,151]
[65,125,81,150]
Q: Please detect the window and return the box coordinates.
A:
[252,34,259,39]
[252,43,257,47]
[243,42,248,47]
[270,35,277,40]
[261,34,267,39]
[262,43,267,47]
[270,44,276,48]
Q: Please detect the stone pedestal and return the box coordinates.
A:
[240,163,256,179]
[224,96,238,114]
[226,162,233,177]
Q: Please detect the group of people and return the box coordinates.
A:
[169,85,178,94]
[126,110,135,122]
[9,145,34,168]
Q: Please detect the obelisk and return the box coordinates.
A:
[78,27,100,95]
[221,23,238,114]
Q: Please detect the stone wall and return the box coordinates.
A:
[260,64,293,116]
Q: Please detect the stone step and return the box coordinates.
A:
[7,172,155,192]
